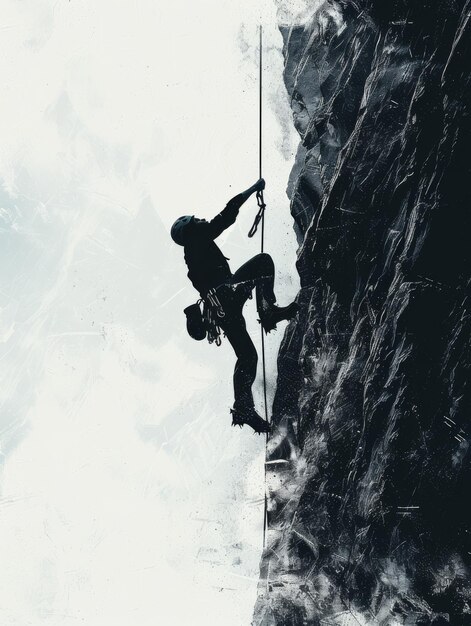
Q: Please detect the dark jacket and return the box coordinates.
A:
[184,194,245,296]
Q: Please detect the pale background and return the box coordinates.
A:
[0,1,300,624]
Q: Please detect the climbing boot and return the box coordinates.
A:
[230,406,270,435]
[259,301,299,334]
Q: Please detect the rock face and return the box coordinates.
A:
[254,1,471,624]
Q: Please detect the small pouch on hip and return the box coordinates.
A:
[184,302,206,341]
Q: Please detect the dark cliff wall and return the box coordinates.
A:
[254,1,471,624]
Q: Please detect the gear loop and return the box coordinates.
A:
[202,288,226,346]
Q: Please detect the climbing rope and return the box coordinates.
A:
[251,25,270,551]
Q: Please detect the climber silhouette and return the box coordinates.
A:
[171,179,298,434]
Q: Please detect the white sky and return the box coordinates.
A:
[0,1,299,624]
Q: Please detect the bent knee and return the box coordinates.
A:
[256,252,272,263]
[255,253,274,271]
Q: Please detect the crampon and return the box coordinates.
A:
[230,407,270,434]
[258,301,299,334]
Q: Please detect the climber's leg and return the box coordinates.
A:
[220,313,258,411]
[231,253,299,332]
[231,253,276,313]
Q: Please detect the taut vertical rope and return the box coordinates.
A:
[257,25,269,552]
[247,24,269,551]
[259,24,263,193]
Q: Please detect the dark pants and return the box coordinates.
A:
[217,253,276,411]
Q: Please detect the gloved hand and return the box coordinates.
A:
[240,178,266,202]
[254,178,265,192]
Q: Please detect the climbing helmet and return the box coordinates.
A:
[171,215,194,246]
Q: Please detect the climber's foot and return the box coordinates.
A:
[259,301,299,333]
[230,407,270,434]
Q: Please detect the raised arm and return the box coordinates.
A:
[207,178,265,239]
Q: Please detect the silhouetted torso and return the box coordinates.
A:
[183,194,244,297]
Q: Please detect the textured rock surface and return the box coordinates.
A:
[254,1,471,624]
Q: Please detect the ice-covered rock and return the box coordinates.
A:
[254,1,471,623]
